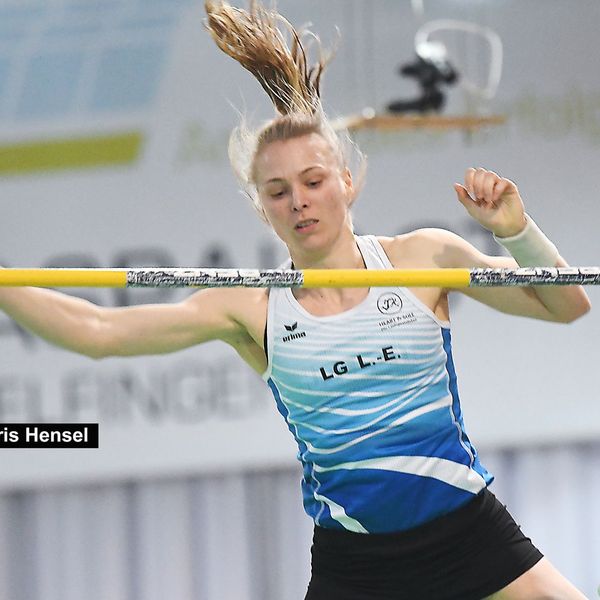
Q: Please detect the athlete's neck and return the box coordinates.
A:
[288,231,365,271]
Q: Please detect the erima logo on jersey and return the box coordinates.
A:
[282,322,307,343]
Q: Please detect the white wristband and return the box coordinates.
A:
[493,214,559,267]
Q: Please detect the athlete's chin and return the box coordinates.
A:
[294,230,330,248]
[287,232,331,258]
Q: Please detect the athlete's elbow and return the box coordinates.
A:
[80,313,114,359]
[555,297,592,324]
[76,334,112,360]
[572,298,592,322]
[82,344,111,360]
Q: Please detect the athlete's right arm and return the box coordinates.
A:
[0,285,248,359]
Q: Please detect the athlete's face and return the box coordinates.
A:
[254,133,354,256]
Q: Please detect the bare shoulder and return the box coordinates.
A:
[185,288,268,326]
[184,286,268,343]
[377,228,474,269]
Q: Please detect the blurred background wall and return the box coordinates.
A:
[0,0,598,597]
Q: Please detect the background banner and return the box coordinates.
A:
[1,0,599,489]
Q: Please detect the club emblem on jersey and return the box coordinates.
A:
[377,292,403,315]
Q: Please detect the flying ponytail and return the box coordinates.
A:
[204,1,365,223]
[205,0,330,117]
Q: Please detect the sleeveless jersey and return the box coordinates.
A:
[262,235,493,534]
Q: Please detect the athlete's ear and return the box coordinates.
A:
[253,188,273,226]
[342,167,354,204]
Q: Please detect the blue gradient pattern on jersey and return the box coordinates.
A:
[264,236,493,533]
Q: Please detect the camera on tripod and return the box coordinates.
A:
[387,41,458,113]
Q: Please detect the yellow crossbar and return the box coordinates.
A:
[0,267,598,288]
[302,269,470,288]
[0,269,128,288]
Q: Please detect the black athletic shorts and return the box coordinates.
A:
[305,489,543,600]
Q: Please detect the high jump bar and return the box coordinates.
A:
[0,267,599,288]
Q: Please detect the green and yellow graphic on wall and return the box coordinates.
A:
[0,0,192,174]
[0,132,144,175]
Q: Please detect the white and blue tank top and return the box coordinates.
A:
[262,235,493,534]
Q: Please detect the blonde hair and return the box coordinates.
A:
[205,0,366,222]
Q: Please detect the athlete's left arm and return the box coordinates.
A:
[423,228,588,322]
[444,168,591,323]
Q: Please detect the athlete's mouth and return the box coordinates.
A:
[295,219,319,230]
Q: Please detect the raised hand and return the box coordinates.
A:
[454,167,527,238]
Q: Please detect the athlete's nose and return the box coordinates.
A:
[291,186,310,212]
